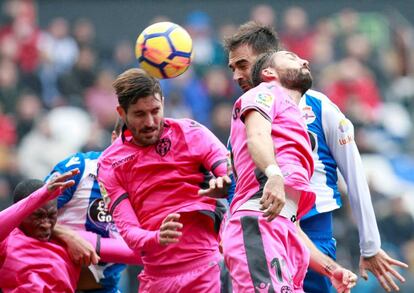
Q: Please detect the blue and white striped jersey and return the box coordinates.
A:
[299,89,381,257]
[46,151,126,292]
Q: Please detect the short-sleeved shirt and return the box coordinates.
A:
[98,118,227,268]
[229,81,315,219]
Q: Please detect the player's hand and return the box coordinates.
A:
[67,232,100,266]
[260,175,285,221]
[198,175,232,198]
[46,169,80,199]
[54,225,100,266]
[158,213,183,246]
[359,249,408,292]
[330,267,358,293]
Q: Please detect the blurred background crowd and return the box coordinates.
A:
[0,0,413,291]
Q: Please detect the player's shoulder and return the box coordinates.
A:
[57,152,87,169]
[99,138,125,163]
[170,117,205,132]
[304,89,341,113]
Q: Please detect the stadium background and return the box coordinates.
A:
[0,0,413,291]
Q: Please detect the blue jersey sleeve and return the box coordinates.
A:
[44,153,85,209]
[226,140,236,204]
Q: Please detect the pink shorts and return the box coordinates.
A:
[138,259,221,293]
[222,210,310,293]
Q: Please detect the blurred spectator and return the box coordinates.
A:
[84,68,118,130]
[0,58,21,113]
[378,196,414,247]
[72,17,96,49]
[321,58,382,125]
[250,4,276,27]
[185,11,224,74]
[280,6,314,60]
[39,17,79,106]
[14,91,43,142]
[58,46,97,107]
[106,39,137,74]
[0,0,41,73]
[210,102,232,144]
[0,104,16,147]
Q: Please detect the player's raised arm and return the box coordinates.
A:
[0,169,79,241]
[322,101,408,291]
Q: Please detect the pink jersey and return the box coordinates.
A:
[98,118,227,272]
[229,81,315,219]
[0,229,79,292]
[0,185,79,292]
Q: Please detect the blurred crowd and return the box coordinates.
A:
[0,0,413,291]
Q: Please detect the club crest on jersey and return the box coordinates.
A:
[302,106,316,124]
[156,138,171,157]
[255,92,274,108]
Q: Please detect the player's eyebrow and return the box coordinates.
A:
[284,52,298,59]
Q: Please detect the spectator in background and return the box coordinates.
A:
[58,46,97,107]
[280,6,315,61]
[106,40,137,75]
[0,58,22,114]
[14,91,43,142]
[73,17,96,50]
[85,68,119,131]
[250,4,276,27]
[321,57,382,126]
[38,17,79,107]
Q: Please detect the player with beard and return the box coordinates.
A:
[97,68,230,292]
[250,50,408,292]
[225,21,407,293]
[221,48,357,292]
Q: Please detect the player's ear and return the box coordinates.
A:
[116,105,126,118]
[261,67,277,82]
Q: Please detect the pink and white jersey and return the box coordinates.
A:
[229,81,315,219]
[98,118,227,271]
[0,229,79,292]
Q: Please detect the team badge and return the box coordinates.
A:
[156,138,171,157]
[302,106,316,124]
[255,92,274,108]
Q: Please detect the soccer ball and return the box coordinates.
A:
[135,22,193,79]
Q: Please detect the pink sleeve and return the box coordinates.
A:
[77,230,142,265]
[109,196,159,253]
[0,185,51,241]
[186,120,228,177]
[97,157,127,213]
[240,88,276,123]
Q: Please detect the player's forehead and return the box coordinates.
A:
[275,50,299,60]
[129,93,163,112]
[228,44,257,68]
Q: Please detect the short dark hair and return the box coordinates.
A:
[224,21,280,55]
[13,179,45,203]
[113,68,163,112]
[251,51,277,87]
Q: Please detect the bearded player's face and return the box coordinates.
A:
[118,93,164,147]
[273,51,313,95]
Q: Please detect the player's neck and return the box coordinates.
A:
[285,88,301,105]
